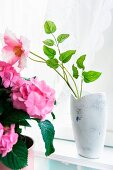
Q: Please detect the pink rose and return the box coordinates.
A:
[0,61,20,88]
[11,77,55,119]
[2,29,30,69]
[0,124,18,157]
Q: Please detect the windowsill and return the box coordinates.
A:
[34,138,113,170]
[22,124,113,170]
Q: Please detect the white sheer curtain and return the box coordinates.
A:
[45,0,113,145]
[0,0,113,145]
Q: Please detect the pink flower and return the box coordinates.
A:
[11,77,55,119]
[0,61,20,88]
[0,124,18,157]
[2,29,30,69]
[12,80,31,111]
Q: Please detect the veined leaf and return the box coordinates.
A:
[44,21,56,34]
[19,120,31,127]
[0,139,28,169]
[82,71,102,83]
[76,55,86,70]
[59,50,76,63]
[38,120,55,156]
[43,45,56,59]
[46,59,59,69]
[43,39,54,46]
[72,65,79,79]
[57,34,69,43]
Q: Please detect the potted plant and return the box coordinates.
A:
[28,21,107,159]
[0,30,56,169]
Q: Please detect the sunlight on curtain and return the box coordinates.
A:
[0,0,53,83]
[44,0,113,144]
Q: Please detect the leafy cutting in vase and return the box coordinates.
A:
[30,20,102,99]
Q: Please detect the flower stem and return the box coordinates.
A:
[30,51,46,62]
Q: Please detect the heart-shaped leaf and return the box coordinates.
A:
[44,21,56,34]
[57,34,69,43]
[59,50,76,63]
[0,139,28,169]
[72,65,79,79]
[38,120,55,156]
[46,59,59,69]
[43,45,56,59]
[82,71,101,83]
[76,55,86,70]
[43,39,54,46]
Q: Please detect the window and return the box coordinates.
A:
[0,0,113,147]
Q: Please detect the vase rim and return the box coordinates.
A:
[71,92,106,101]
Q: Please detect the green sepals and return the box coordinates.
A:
[57,34,69,43]
[43,45,56,59]
[82,71,102,83]
[43,39,54,46]
[76,55,86,70]
[24,77,30,81]
[59,50,76,63]
[51,112,56,120]
[38,120,55,156]
[54,100,56,105]
[46,59,59,69]
[72,65,79,79]
[0,139,28,169]
[44,21,56,34]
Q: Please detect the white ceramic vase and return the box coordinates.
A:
[70,93,107,159]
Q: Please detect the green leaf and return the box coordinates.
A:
[59,50,76,63]
[43,45,56,59]
[82,71,102,83]
[0,101,3,115]
[2,109,30,125]
[16,127,22,134]
[46,59,59,69]
[72,65,79,79]
[51,112,56,120]
[38,120,55,156]
[57,34,69,43]
[44,21,56,34]
[43,39,54,46]
[0,139,28,169]
[76,55,86,70]
[19,120,31,127]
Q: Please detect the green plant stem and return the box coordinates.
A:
[51,33,68,81]
[29,57,46,63]
[54,66,77,98]
[62,66,79,98]
[80,70,84,98]
[30,51,46,62]
[80,78,83,98]
[29,52,77,98]
[29,50,78,98]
